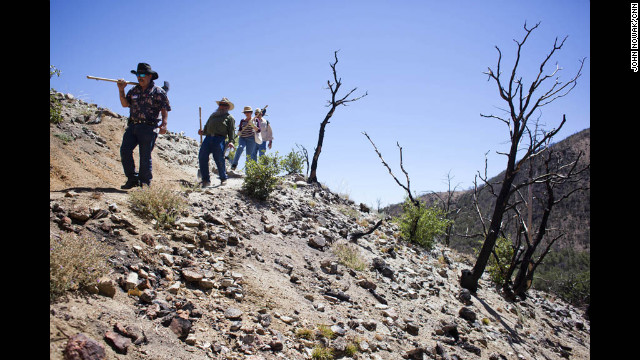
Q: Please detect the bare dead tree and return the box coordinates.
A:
[363,132,423,240]
[460,22,586,293]
[308,50,368,184]
[295,143,310,177]
[362,132,419,207]
[502,146,590,299]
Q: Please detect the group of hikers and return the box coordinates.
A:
[116,62,274,189]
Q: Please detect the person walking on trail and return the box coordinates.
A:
[230,106,260,172]
[254,108,273,158]
[117,63,171,189]
[198,97,236,187]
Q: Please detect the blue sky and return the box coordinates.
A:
[50,0,590,208]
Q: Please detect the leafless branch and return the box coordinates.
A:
[363,132,418,206]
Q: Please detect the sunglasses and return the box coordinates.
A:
[136,73,147,77]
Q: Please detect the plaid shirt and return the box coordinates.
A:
[125,80,171,125]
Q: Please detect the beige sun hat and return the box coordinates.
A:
[242,106,253,113]
[216,97,234,110]
[254,108,261,115]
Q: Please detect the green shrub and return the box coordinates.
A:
[50,65,63,124]
[242,152,282,201]
[128,185,187,228]
[53,133,74,144]
[281,148,305,175]
[486,236,514,285]
[50,233,112,301]
[395,197,451,249]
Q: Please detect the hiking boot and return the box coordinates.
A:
[230,164,237,171]
[201,181,211,188]
[220,179,227,186]
[121,178,139,189]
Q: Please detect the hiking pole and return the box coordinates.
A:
[197,107,202,182]
[199,107,203,145]
[86,75,139,86]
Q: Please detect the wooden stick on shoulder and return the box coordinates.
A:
[87,75,138,86]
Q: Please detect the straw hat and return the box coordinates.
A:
[242,106,253,113]
[216,97,234,110]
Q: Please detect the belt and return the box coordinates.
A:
[129,117,157,125]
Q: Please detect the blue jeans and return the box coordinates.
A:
[120,123,158,185]
[257,141,267,158]
[231,136,257,168]
[199,135,228,182]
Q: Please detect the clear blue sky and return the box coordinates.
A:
[50,0,590,208]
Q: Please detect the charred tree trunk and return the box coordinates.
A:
[308,106,336,183]
[460,22,584,293]
[308,50,367,184]
[461,147,519,292]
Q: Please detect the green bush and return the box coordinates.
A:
[242,152,282,201]
[486,236,514,285]
[281,148,305,175]
[50,233,112,301]
[128,185,187,228]
[50,65,63,124]
[395,197,451,249]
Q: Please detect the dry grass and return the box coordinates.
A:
[311,345,334,360]
[331,241,367,271]
[50,233,112,301]
[128,185,187,228]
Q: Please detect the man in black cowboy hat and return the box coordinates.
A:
[117,62,171,188]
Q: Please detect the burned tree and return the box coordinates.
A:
[364,132,451,248]
[502,144,589,299]
[363,132,420,208]
[308,50,367,184]
[363,132,421,242]
[470,133,589,300]
[459,22,586,293]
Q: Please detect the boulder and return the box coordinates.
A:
[63,333,106,360]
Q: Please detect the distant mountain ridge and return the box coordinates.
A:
[384,127,590,254]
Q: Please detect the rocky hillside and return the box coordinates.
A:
[382,128,590,306]
[50,91,590,360]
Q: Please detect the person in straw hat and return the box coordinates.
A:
[117,62,171,189]
[230,106,260,172]
[198,97,236,187]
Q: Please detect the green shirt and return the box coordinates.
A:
[203,112,236,142]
